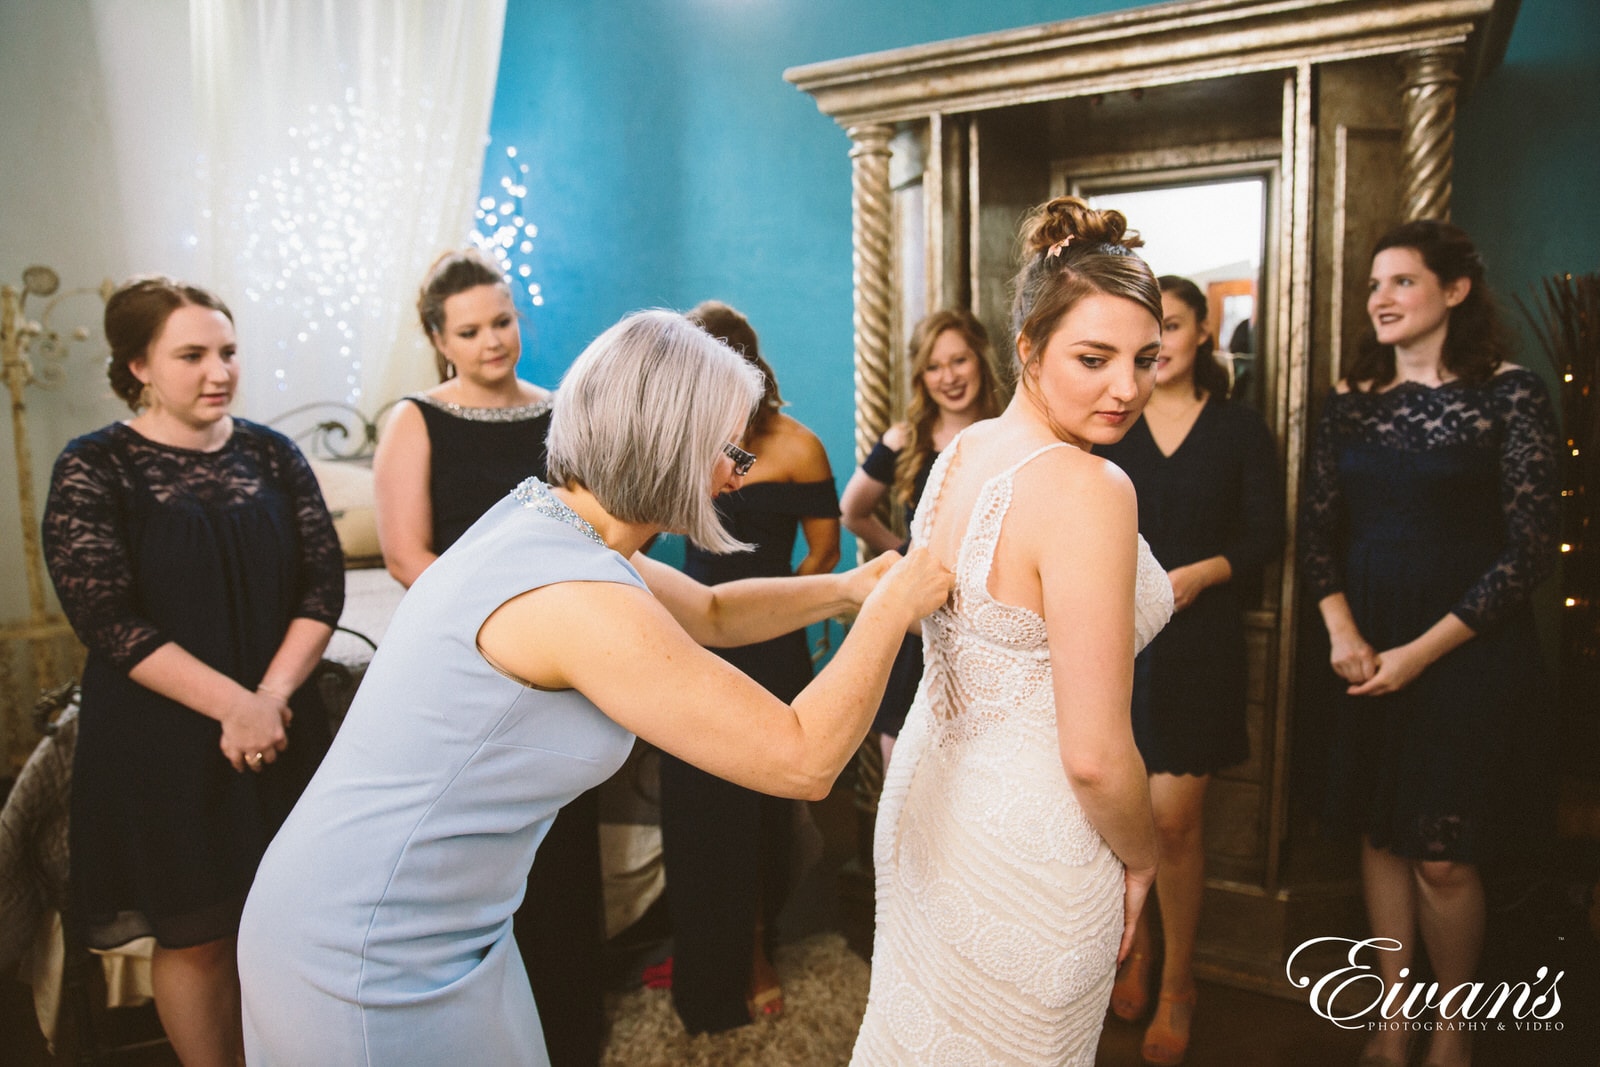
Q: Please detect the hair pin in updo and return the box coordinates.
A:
[1046,235,1074,259]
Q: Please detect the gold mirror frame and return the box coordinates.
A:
[788,0,1520,988]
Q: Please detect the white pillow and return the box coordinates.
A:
[307,459,383,568]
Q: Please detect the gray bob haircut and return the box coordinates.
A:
[546,310,763,553]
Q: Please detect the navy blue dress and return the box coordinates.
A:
[859,438,936,738]
[660,478,839,1033]
[42,420,344,949]
[1301,369,1559,862]
[1097,398,1283,775]
[406,393,552,552]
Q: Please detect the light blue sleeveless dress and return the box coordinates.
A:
[238,479,641,1065]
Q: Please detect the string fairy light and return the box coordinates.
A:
[213,93,450,404]
[470,143,543,308]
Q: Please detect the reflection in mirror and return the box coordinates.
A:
[1083,179,1267,413]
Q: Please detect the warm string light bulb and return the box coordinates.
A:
[219,95,431,404]
[471,144,544,308]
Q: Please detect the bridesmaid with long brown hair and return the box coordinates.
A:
[840,309,1002,766]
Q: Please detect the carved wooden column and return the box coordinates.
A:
[847,124,895,468]
[1398,45,1464,221]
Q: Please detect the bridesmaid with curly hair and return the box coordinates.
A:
[1302,219,1559,1067]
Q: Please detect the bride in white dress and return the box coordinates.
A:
[853,197,1175,1066]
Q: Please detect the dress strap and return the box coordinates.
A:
[953,441,1079,610]
[1000,440,1078,480]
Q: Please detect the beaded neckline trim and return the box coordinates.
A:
[511,478,604,547]
[412,394,552,422]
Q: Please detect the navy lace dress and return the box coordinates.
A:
[41,420,343,949]
[1098,398,1284,775]
[660,478,840,1033]
[1301,368,1559,862]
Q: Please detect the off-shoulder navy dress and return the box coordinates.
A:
[1097,398,1284,775]
[1301,368,1559,862]
[660,478,840,1032]
[41,420,343,949]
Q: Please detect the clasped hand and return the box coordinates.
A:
[1330,630,1427,697]
[220,687,293,773]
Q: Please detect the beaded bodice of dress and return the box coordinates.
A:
[909,439,1173,750]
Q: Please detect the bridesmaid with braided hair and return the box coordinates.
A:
[852,197,1173,1065]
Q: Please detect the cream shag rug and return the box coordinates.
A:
[602,934,870,1066]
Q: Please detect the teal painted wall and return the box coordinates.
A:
[486,0,1600,569]
[1456,0,1600,346]
[484,0,1151,568]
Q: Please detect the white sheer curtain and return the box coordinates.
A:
[188,0,507,416]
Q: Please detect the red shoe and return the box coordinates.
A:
[642,957,673,989]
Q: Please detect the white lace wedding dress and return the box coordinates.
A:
[852,441,1173,1066]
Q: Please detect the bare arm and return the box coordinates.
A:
[257,617,336,700]
[130,644,289,773]
[1028,459,1158,875]
[372,399,436,588]
[1318,592,1377,686]
[1022,456,1158,964]
[839,468,900,554]
[630,552,886,648]
[1166,555,1232,613]
[797,515,842,576]
[840,424,907,554]
[476,550,951,799]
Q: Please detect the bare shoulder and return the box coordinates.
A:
[775,415,833,478]
[378,395,428,440]
[882,422,910,451]
[1492,361,1525,376]
[1009,446,1136,530]
[748,414,833,481]
[518,380,554,404]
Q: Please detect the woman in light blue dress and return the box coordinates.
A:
[236,310,950,1065]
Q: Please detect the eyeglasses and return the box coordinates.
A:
[722,441,757,477]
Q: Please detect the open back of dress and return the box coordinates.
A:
[852,436,1172,1066]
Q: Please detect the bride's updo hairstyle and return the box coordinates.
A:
[1009,197,1162,394]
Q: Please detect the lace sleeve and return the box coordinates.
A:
[265,430,346,626]
[41,436,171,670]
[1451,371,1560,631]
[1299,396,1346,603]
[1221,405,1285,578]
